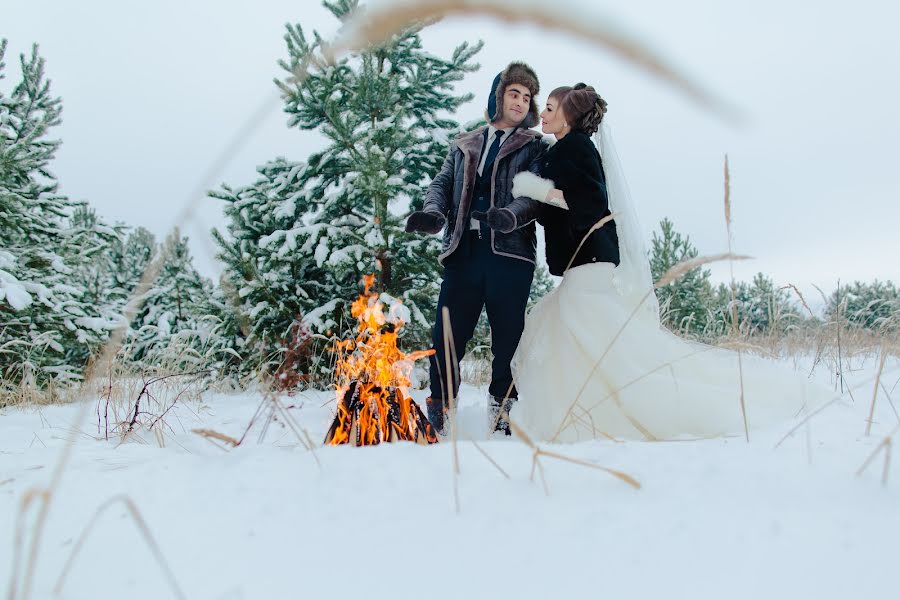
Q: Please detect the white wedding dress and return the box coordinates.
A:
[511,123,832,443]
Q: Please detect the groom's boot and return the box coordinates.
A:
[426,396,448,437]
[490,395,516,436]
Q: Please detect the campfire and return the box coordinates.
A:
[324,275,439,446]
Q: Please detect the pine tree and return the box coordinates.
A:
[826,280,899,331]
[0,41,108,390]
[108,225,157,311]
[213,1,482,379]
[126,230,218,373]
[710,273,799,336]
[528,264,556,309]
[66,205,129,311]
[649,218,714,335]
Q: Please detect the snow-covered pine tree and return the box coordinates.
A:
[710,273,799,336]
[825,280,899,332]
[213,1,482,380]
[212,158,334,378]
[61,203,127,364]
[126,230,219,373]
[529,264,556,308]
[649,217,714,336]
[0,41,108,392]
[108,225,157,311]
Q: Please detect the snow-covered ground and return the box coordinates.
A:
[2,354,898,600]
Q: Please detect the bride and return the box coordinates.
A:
[487,83,830,443]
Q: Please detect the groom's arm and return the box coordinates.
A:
[421,145,456,217]
[502,138,548,228]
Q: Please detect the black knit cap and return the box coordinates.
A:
[485,61,540,129]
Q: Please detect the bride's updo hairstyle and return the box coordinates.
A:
[560,83,608,135]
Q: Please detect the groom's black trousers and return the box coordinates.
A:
[429,232,535,404]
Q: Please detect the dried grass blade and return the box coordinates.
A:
[53,495,186,600]
[332,0,742,121]
[537,448,641,490]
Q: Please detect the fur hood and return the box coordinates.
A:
[485,61,541,129]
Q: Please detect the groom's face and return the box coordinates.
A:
[499,84,531,127]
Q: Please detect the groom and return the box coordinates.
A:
[406,61,548,435]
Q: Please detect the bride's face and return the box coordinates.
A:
[540,97,567,136]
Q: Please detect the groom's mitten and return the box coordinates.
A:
[405,210,446,234]
[471,207,517,233]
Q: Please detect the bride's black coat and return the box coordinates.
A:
[539,130,619,276]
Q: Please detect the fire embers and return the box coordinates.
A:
[324,381,439,446]
[323,275,438,446]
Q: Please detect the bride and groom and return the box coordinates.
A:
[406,61,825,442]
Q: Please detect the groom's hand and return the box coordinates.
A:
[472,207,517,234]
[405,210,446,234]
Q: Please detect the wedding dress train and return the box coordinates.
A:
[511,262,831,442]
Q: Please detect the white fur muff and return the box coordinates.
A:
[512,171,568,209]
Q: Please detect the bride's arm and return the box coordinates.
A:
[512,171,569,209]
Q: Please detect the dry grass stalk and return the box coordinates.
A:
[490,379,516,439]
[580,347,714,415]
[538,447,641,489]
[654,252,751,289]
[834,280,847,393]
[548,251,748,442]
[235,372,320,466]
[564,214,615,272]
[782,283,815,318]
[53,495,186,600]
[441,307,461,514]
[856,424,899,486]
[11,405,87,600]
[864,345,888,436]
[331,0,742,121]
[7,488,47,600]
[723,155,732,231]
[722,155,749,442]
[469,439,510,480]
[269,394,318,456]
[192,428,241,448]
[507,416,641,492]
[880,382,900,424]
[714,339,777,358]
[773,397,842,450]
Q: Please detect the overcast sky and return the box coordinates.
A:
[5,0,899,303]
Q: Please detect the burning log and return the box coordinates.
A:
[324,381,438,446]
[324,275,439,446]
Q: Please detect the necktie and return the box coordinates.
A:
[481,129,504,175]
[471,130,506,236]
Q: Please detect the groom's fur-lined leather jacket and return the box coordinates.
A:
[422,126,548,264]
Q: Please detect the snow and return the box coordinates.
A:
[273,192,303,219]
[381,292,412,325]
[302,298,341,331]
[156,312,171,337]
[257,229,285,249]
[0,269,33,311]
[49,253,71,275]
[2,355,898,600]
[313,236,329,267]
[0,250,15,270]
[73,317,116,333]
[248,301,269,319]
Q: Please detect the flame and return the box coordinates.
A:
[325,274,437,446]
